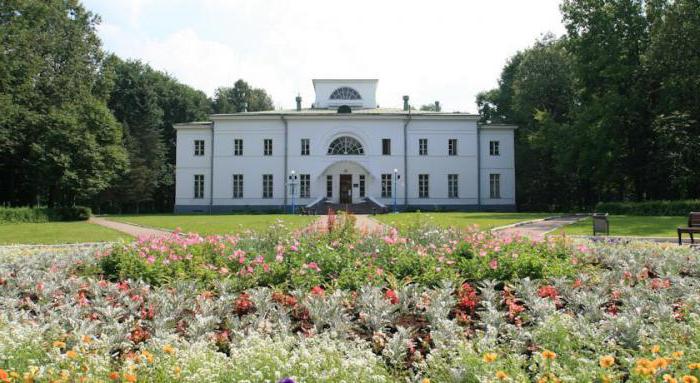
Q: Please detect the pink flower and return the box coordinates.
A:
[290,245,298,252]
[489,259,498,270]
[275,254,284,262]
[305,262,321,272]
[146,256,156,264]
[311,285,325,296]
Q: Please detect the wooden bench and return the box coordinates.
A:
[678,212,700,245]
[592,213,609,236]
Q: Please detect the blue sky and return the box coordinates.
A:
[83,0,565,113]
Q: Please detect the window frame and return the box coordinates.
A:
[418,138,428,156]
[489,140,500,156]
[301,138,310,156]
[234,139,243,156]
[194,140,205,156]
[194,174,204,199]
[264,139,273,156]
[382,138,391,155]
[232,174,243,198]
[489,173,501,199]
[327,136,364,155]
[359,174,366,198]
[418,174,429,198]
[448,138,458,156]
[448,174,459,199]
[263,174,273,198]
[326,175,333,198]
[299,174,310,198]
[381,174,392,198]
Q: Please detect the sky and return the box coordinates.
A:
[84,0,566,113]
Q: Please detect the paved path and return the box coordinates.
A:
[306,214,389,235]
[493,215,583,240]
[89,217,172,239]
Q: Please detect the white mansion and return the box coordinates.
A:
[174,79,516,213]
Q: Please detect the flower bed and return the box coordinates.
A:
[1,219,700,382]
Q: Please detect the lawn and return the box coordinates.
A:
[552,215,685,237]
[0,221,129,245]
[106,213,316,235]
[373,212,553,231]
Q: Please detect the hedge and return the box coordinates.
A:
[595,200,700,216]
[0,206,92,223]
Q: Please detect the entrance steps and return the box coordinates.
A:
[307,199,388,215]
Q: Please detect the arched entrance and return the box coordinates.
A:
[318,161,374,204]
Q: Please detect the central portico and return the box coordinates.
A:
[174,78,516,213]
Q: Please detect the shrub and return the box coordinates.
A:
[595,199,700,216]
[0,206,91,223]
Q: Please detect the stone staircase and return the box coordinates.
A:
[309,199,388,215]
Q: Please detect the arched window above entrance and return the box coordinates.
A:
[327,136,364,155]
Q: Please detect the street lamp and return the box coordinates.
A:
[288,170,298,214]
[393,168,398,213]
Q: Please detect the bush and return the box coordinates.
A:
[595,200,700,216]
[0,206,91,223]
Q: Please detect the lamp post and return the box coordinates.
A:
[393,168,398,213]
[288,170,298,214]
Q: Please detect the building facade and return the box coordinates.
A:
[174,79,516,213]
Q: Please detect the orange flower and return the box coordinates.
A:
[664,375,678,383]
[651,345,661,354]
[682,376,698,383]
[483,353,498,363]
[653,357,670,369]
[689,363,700,370]
[599,355,615,368]
[163,344,176,355]
[108,372,120,380]
[541,350,557,360]
[421,379,430,383]
[124,373,137,383]
[52,341,66,348]
[496,370,508,380]
[82,335,92,344]
[66,350,78,359]
[672,351,684,359]
[0,369,9,383]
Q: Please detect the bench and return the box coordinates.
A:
[592,213,609,236]
[678,212,700,245]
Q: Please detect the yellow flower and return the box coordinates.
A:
[689,363,700,370]
[174,367,181,377]
[672,351,684,359]
[652,344,661,354]
[163,344,176,355]
[541,350,557,360]
[496,370,508,380]
[653,357,670,369]
[602,375,612,383]
[599,355,615,368]
[421,379,430,383]
[483,352,498,363]
[52,341,66,349]
[81,335,92,344]
[65,350,78,360]
[141,350,154,364]
[664,375,678,383]
[124,373,137,383]
[682,376,699,383]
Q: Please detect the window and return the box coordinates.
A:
[419,174,429,198]
[194,174,204,199]
[232,174,243,198]
[329,87,361,100]
[264,139,273,156]
[489,141,500,156]
[490,174,501,199]
[359,175,366,197]
[381,174,392,198]
[419,138,428,155]
[301,138,310,156]
[382,139,391,155]
[263,174,273,198]
[194,140,205,156]
[234,139,243,156]
[327,136,364,155]
[448,174,459,198]
[448,139,458,156]
[326,175,333,198]
[300,174,310,198]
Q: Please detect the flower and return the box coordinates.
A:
[672,351,684,359]
[652,344,661,353]
[385,289,399,304]
[496,370,508,380]
[664,375,678,383]
[541,350,557,360]
[65,350,78,359]
[0,369,8,383]
[108,372,120,380]
[278,379,296,383]
[421,379,430,383]
[489,259,499,270]
[163,344,176,355]
[52,341,66,348]
[310,285,325,296]
[483,353,498,363]
[599,355,615,368]
[124,373,137,383]
[682,376,698,383]
[689,363,700,370]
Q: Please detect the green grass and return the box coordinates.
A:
[105,214,316,235]
[373,212,553,231]
[552,215,686,237]
[0,221,129,245]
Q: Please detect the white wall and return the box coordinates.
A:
[313,79,378,109]
[175,126,213,208]
[479,127,516,205]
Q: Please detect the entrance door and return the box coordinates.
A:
[339,174,352,203]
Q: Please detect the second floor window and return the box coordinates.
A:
[301,138,310,156]
[448,139,458,156]
[232,174,243,198]
[419,174,429,198]
[194,174,204,199]
[194,140,205,156]
[300,174,310,198]
[419,138,428,155]
[382,139,391,155]
[489,141,500,156]
[264,139,273,156]
[381,174,392,198]
[234,139,243,156]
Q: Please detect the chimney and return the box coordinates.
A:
[403,95,410,111]
[295,95,302,111]
[435,101,441,112]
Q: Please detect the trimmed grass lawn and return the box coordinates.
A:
[373,212,553,231]
[106,214,316,235]
[0,222,129,245]
[552,215,685,237]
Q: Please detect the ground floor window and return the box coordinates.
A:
[194,174,204,199]
[300,174,310,198]
[263,174,273,198]
[232,174,243,198]
[326,175,333,198]
[490,173,501,199]
[359,175,366,197]
[381,174,392,198]
[448,174,458,198]
[419,174,429,198]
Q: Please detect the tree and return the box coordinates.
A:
[213,80,274,113]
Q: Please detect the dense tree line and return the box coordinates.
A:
[0,0,273,212]
[478,0,700,211]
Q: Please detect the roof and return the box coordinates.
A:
[210,107,479,118]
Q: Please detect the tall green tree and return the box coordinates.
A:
[213,79,274,113]
[0,0,127,207]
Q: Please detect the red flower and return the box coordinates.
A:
[310,286,325,296]
[537,285,559,301]
[234,293,254,315]
[385,289,399,304]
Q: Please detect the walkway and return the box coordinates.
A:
[492,215,583,240]
[306,214,389,235]
[89,217,172,238]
